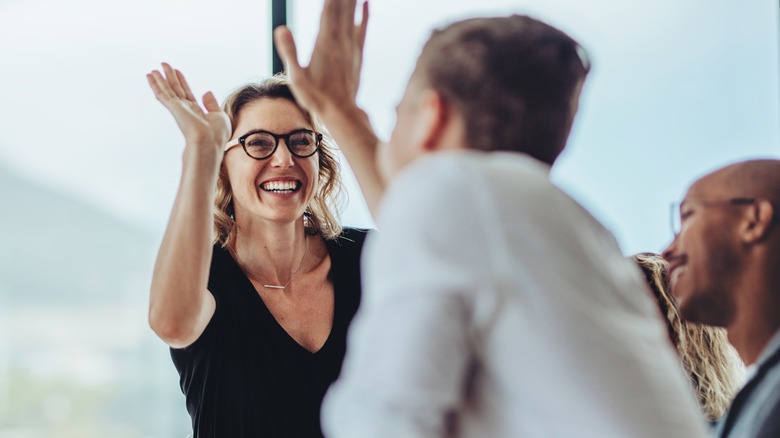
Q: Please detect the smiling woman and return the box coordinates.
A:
[0,0,777,436]
[146,64,367,438]
[632,252,744,423]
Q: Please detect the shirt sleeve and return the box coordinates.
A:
[322,155,491,438]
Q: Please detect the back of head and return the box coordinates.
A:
[416,15,590,165]
[632,253,744,422]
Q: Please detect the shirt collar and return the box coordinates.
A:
[755,328,780,368]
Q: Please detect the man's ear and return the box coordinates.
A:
[742,199,775,243]
[410,89,449,152]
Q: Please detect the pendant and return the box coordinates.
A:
[263,284,286,289]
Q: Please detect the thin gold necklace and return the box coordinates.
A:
[262,236,308,290]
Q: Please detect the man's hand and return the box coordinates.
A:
[273,0,368,117]
[274,0,385,218]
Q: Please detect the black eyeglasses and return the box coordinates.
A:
[224,129,322,159]
[670,197,755,238]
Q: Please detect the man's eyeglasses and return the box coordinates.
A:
[225,129,322,160]
[670,197,755,238]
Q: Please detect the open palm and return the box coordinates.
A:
[147,63,231,153]
[273,0,368,116]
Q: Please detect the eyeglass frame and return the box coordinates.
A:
[224,128,323,160]
[669,197,755,238]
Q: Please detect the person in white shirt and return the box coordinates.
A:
[273,1,709,436]
[663,159,780,438]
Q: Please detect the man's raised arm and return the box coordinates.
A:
[274,0,385,217]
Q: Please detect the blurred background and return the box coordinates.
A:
[0,0,778,436]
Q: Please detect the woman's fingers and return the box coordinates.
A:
[202,91,221,113]
[176,69,198,102]
[203,91,231,143]
[162,62,188,100]
[147,65,227,146]
[147,73,163,98]
[148,70,174,102]
[148,67,208,125]
[148,66,204,112]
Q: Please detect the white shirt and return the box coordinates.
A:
[721,327,780,438]
[743,328,780,380]
[323,151,708,437]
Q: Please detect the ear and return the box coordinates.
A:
[409,89,449,152]
[742,199,775,243]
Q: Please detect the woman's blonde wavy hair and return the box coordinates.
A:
[214,74,344,250]
[632,252,744,422]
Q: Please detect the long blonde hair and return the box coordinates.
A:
[633,252,744,421]
[214,74,344,249]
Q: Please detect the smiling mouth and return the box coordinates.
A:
[260,180,302,194]
[669,263,687,291]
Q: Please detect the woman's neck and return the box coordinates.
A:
[232,215,309,286]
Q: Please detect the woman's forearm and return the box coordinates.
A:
[148,144,221,348]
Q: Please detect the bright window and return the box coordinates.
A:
[0,1,777,435]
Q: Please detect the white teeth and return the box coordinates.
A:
[262,181,298,192]
[670,266,686,287]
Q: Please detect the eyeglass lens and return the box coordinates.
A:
[244,131,318,158]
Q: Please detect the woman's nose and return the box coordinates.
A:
[269,140,295,167]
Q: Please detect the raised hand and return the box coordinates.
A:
[147,66,223,350]
[273,0,368,117]
[147,63,231,155]
[274,0,385,217]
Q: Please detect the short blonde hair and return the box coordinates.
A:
[632,252,744,421]
[214,74,344,249]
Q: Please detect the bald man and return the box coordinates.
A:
[663,159,780,438]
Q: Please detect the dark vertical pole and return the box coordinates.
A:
[272,0,288,75]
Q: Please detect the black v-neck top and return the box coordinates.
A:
[170,228,368,438]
